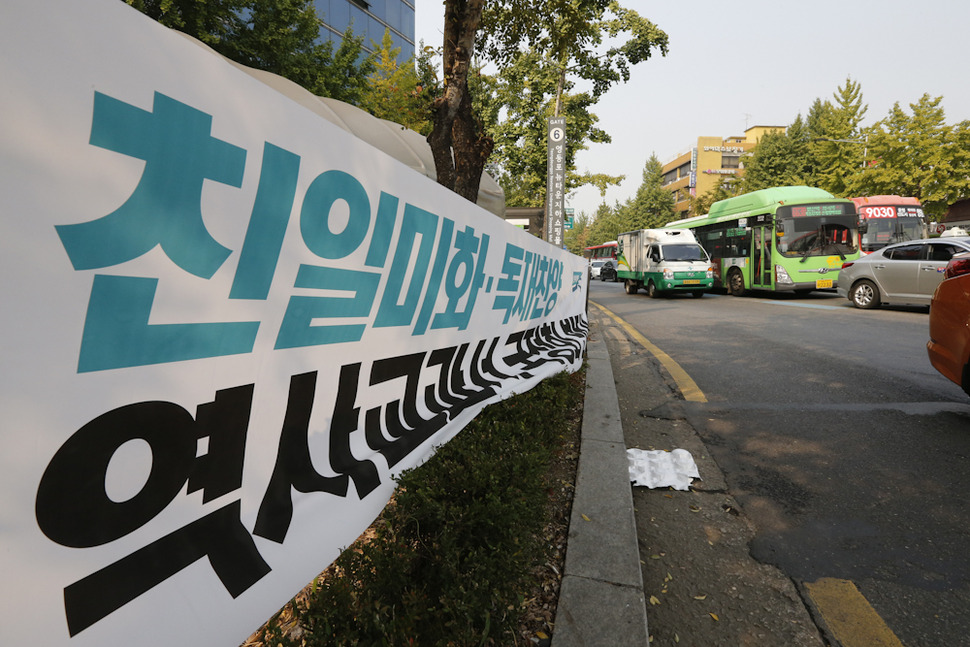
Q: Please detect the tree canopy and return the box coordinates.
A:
[428,0,668,209]
[476,48,614,207]
[738,77,970,218]
[358,31,436,135]
[124,0,375,104]
[480,0,668,101]
[124,0,243,47]
[127,0,673,219]
[621,155,676,230]
[584,202,625,248]
[810,77,868,196]
[848,94,970,217]
[739,117,813,193]
[565,154,677,253]
[690,177,738,219]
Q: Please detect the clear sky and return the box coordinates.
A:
[415,0,970,218]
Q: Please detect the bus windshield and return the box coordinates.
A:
[662,243,708,262]
[775,205,857,259]
[861,216,925,251]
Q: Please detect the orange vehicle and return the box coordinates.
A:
[850,195,928,253]
[927,252,970,396]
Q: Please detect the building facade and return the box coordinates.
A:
[661,126,784,219]
[313,0,415,63]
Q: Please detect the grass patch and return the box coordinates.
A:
[252,367,584,647]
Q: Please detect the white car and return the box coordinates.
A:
[589,260,605,279]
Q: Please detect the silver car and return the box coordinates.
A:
[838,237,970,309]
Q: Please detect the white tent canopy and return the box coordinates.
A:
[176,32,505,217]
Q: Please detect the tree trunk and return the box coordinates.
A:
[427,0,492,205]
[451,81,494,202]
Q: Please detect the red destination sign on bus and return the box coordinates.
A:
[859,206,897,218]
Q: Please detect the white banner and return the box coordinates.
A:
[0,2,588,645]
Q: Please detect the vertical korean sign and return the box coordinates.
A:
[689,147,698,197]
[0,1,589,646]
[545,117,566,246]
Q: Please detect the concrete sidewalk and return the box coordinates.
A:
[551,325,649,646]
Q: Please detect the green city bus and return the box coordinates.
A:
[667,186,860,296]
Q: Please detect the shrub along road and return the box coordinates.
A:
[244,369,585,647]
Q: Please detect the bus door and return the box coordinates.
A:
[752,225,772,288]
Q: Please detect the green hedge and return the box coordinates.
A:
[264,369,581,647]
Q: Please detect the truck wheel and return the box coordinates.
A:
[647,281,660,298]
[624,280,637,295]
[727,269,747,297]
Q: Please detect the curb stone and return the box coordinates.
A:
[551,330,649,646]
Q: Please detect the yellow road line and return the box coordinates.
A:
[590,301,707,403]
[805,578,905,647]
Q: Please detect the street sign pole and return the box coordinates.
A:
[546,117,566,246]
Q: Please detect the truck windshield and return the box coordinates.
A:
[662,244,708,262]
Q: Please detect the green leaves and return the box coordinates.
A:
[127,0,377,105]
[287,371,581,646]
[358,30,435,135]
[479,47,614,208]
[851,94,970,217]
[124,0,246,46]
[742,78,968,218]
[567,154,676,251]
[475,2,668,210]
[740,126,812,193]
[624,155,676,230]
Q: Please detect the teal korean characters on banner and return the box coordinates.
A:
[56,91,568,372]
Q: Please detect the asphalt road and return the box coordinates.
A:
[589,279,970,647]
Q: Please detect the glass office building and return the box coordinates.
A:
[313,0,415,63]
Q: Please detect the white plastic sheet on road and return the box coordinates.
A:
[627,448,700,491]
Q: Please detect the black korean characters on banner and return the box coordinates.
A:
[36,316,587,635]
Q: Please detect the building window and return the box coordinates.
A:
[315,0,415,64]
[721,154,740,169]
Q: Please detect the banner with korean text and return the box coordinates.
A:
[0,1,588,645]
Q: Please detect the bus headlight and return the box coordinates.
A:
[775,265,794,285]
